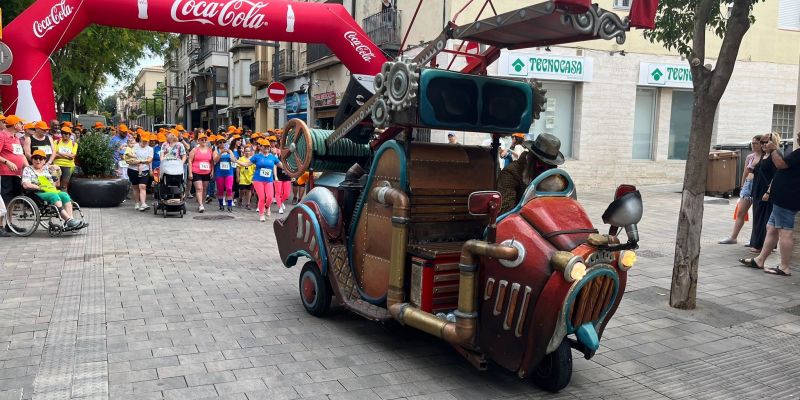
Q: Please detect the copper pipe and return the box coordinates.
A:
[390,239,518,349]
[370,184,410,308]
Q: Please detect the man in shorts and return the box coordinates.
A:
[751,131,800,276]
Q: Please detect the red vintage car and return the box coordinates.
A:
[274,1,647,391]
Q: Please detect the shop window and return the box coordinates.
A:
[530,82,574,158]
[632,88,657,160]
[668,90,693,160]
[772,104,796,139]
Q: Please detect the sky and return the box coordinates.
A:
[99,53,164,99]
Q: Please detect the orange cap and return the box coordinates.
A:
[0,114,5,121]
[176,124,185,131]
[94,122,105,129]
[267,136,277,142]
[34,121,49,130]
[5,115,22,125]
[197,133,208,140]
[119,124,129,132]
[32,149,47,158]
[257,138,270,146]
[23,123,36,130]
[157,133,167,143]
[61,126,72,134]
[512,133,525,138]
[61,121,73,128]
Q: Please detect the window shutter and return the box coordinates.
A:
[779,0,800,30]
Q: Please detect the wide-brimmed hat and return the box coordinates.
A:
[522,133,564,165]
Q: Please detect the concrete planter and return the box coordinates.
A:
[69,177,128,207]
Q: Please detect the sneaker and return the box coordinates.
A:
[227,206,233,212]
[245,204,251,210]
[135,202,140,210]
[0,230,11,237]
[279,204,285,214]
[205,196,213,204]
[65,218,80,229]
[139,204,150,211]
[718,237,737,244]
[198,205,205,213]
[259,215,266,222]
[219,205,224,211]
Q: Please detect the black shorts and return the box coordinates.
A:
[128,169,150,185]
[192,173,211,182]
[239,183,252,190]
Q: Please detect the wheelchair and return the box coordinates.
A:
[5,190,88,237]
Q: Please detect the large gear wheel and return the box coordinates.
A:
[279,119,314,178]
[371,98,391,128]
[386,61,419,111]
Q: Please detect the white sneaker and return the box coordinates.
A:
[259,215,266,222]
[139,203,150,211]
[198,205,205,213]
[135,202,140,210]
[279,204,285,214]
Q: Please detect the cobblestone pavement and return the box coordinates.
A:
[1,186,799,400]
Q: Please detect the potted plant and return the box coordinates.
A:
[70,133,128,207]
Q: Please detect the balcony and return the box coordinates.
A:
[307,43,334,65]
[250,61,271,86]
[363,8,402,51]
[199,37,229,61]
[273,49,298,80]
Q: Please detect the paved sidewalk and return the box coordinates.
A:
[0,188,799,400]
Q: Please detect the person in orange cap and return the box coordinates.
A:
[25,121,56,165]
[235,138,283,221]
[188,132,214,212]
[0,116,30,233]
[175,124,185,132]
[125,132,154,211]
[22,149,84,230]
[93,121,105,131]
[53,127,78,191]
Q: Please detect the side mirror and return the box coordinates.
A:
[601,190,643,248]
[469,191,502,242]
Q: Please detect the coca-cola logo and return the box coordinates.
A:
[170,0,269,29]
[344,31,376,62]
[32,0,74,39]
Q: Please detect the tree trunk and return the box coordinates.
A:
[669,88,718,309]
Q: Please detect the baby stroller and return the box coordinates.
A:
[152,169,187,218]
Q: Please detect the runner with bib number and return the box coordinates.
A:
[214,136,237,212]
[188,133,213,213]
[236,138,282,222]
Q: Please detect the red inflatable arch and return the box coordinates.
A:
[1,0,388,122]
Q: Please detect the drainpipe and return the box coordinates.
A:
[373,182,518,348]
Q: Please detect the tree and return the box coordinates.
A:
[643,0,762,309]
[4,1,172,114]
[100,95,118,116]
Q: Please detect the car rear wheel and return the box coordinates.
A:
[299,262,331,317]
[530,338,572,392]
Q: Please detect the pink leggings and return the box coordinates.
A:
[253,181,274,216]
[216,175,234,198]
[274,181,291,207]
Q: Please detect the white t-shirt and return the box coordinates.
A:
[134,145,154,171]
[511,144,525,161]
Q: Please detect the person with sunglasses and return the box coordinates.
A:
[213,136,236,211]
[748,132,782,254]
[237,145,255,209]
[497,133,564,214]
[126,133,154,211]
[22,149,83,230]
[188,133,214,212]
[719,135,763,245]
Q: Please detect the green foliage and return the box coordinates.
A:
[642,0,760,59]
[100,95,118,115]
[76,133,116,178]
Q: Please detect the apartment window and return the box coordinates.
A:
[215,67,228,98]
[632,88,657,160]
[772,105,796,139]
[779,0,800,30]
[613,0,631,10]
[530,82,575,158]
[668,90,693,160]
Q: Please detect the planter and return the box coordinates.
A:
[70,177,128,207]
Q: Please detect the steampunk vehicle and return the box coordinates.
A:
[274,1,648,391]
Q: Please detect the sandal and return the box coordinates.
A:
[749,248,762,254]
[764,267,791,277]
[738,258,763,269]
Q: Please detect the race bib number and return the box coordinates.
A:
[118,161,128,168]
[40,146,53,155]
[59,146,72,154]
[259,168,272,178]
[12,144,23,155]
[199,162,211,171]
[219,162,230,171]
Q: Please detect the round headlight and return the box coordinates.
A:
[619,250,637,271]
[565,261,587,282]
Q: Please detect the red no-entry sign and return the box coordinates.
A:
[267,82,287,102]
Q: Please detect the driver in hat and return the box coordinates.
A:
[497,133,564,214]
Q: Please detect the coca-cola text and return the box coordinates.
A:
[344,31,376,63]
[32,0,74,39]
[170,0,270,29]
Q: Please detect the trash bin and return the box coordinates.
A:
[706,150,739,198]
[713,143,751,191]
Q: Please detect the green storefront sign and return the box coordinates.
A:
[639,62,694,88]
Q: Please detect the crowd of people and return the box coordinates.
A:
[0,114,312,235]
[720,131,800,277]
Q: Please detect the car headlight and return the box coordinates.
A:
[550,251,587,283]
[619,250,636,271]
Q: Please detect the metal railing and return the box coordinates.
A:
[273,49,298,79]
[199,37,229,61]
[363,8,402,47]
[307,43,334,64]
[250,61,271,86]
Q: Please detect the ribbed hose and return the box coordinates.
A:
[286,128,372,173]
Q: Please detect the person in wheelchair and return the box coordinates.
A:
[22,149,83,230]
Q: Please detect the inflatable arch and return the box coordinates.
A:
[1,0,388,122]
